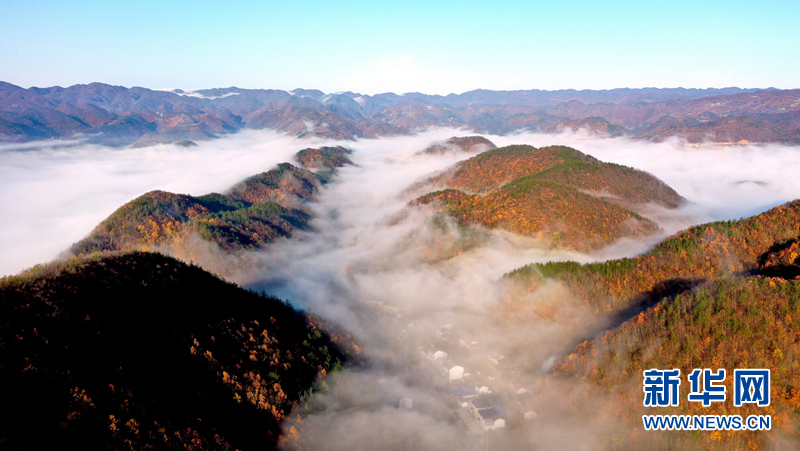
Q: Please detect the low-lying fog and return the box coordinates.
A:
[2,128,799,449]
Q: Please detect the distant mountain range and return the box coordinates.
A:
[2,82,799,146]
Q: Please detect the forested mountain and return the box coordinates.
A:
[2,82,799,146]
[0,251,355,450]
[71,164,315,255]
[412,144,684,251]
[503,200,800,449]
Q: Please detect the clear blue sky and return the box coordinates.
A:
[0,0,797,94]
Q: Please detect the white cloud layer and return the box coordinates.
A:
[0,130,313,276]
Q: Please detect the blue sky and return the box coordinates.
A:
[0,0,797,94]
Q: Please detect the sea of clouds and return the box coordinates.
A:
[2,128,799,449]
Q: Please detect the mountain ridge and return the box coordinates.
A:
[411,143,684,252]
[2,82,799,146]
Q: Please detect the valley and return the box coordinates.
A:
[3,0,797,447]
[1,128,799,450]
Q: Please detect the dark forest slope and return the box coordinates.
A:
[0,251,352,451]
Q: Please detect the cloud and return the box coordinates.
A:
[156,88,241,100]
[0,129,322,276]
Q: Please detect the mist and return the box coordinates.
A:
[2,127,799,448]
[234,130,800,449]
[0,130,315,276]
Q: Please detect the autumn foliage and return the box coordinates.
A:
[509,200,800,314]
[71,145,354,262]
[414,145,683,251]
[505,200,800,449]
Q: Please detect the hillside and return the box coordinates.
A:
[501,200,800,448]
[554,276,800,450]
[506,200,800,315]
[0,251,352,451]
[227,163,322,206]
[412,145,683,252]
[638,115,800,144]
[429,145,684,206]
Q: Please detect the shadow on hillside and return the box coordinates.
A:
[755,265,800,280]
[757,237,798,267]
[609,278,707,330]
[555,278,707,365]
[753,237,800,280]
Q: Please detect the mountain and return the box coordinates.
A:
[70,164,315,256]
[2,82,799,146]
[638,115,795,144]
[411,145,684,252]
[70,146,353,274]
[541,116,629,137]
[0,250,353,451]
[419,135,498,155]
[294,145,353,170]
[501,200,800,449]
